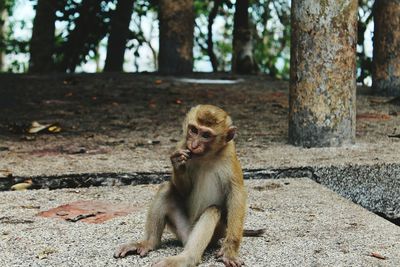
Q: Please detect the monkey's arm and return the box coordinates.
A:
[218,182,246,266]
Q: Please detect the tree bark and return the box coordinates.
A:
[104,0,135,72]
[232,0,257,74]
[158,0,194,74]
[372,0,400,96]
[289,0,358,147]
[29,0,57,73]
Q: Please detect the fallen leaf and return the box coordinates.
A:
[249,205,265,212]
[154,79,163,84]
[11,179,32,191]
[28,121,62,134]
[369,252,386,260]
[21,205,40,209]
[37,247,57,260]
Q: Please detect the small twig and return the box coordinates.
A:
[66,212,103,222]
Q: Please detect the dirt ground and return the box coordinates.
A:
[1,73,400,177]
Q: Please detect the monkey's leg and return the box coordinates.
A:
[217,188,246,267]
[166,200,191,244]
[152,206,221,267]
[114,183,170,258]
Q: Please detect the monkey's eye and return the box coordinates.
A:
[189,126,198,135]
[202,132,211,139]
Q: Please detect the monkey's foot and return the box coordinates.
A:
[216,249,244,267]
[113,241,153,258]
[152,255,192,267]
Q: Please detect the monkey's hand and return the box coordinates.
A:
[113,241,153,258]
[170,149,191,169]
[216,248,244,267]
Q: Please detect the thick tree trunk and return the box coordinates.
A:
[372,0,400,96]
[29,0,56,73]
[289,0,358,147]
[232,0,257,74]
[158,0,194,74]
[104,0,135,72]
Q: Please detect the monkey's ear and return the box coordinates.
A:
[226,126,237,142]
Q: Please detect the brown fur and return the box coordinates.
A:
[114,105,246,267]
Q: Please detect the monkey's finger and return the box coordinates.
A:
[179,150,191,158]
[179,155,189,161]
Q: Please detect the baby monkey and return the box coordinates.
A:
[115,105,247,267]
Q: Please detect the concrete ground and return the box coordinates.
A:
[1,74,400,266]
[1,178,399,267]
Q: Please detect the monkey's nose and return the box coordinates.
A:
[191,140,200,150]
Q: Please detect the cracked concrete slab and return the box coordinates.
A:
[0,178,399,267]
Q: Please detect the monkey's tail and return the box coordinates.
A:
[243,229,265,237]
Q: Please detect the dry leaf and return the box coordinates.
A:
[370,252,386,260]
[37,248,57,260]
[28,121,61,134]
[11,179,32,191]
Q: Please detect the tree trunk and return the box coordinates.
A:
[289,0,358,147]
[104,0,135,72]
[59,0,102,72]
[372,0,400,96]
[232,0,257,74]
[29,0,56,73]
[207,0,222,72]
[158,0,194,74]
[0,9,7,71]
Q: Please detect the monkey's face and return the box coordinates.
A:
[186,124,216,156]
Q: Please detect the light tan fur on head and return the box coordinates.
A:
[183,105,233,135]
[183,105,236,155]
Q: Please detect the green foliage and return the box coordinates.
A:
[357,0,374,85]
[251,0,290,79]
[194,0,233,71]
[54,0,117,71]
[0,0,376,78]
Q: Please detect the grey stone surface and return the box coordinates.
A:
[1,178,399,267]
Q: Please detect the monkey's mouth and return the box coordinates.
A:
[187,148,204,157]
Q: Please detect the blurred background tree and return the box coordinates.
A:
[0,0,388,87]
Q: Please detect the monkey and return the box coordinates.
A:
[114,104,252,267]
